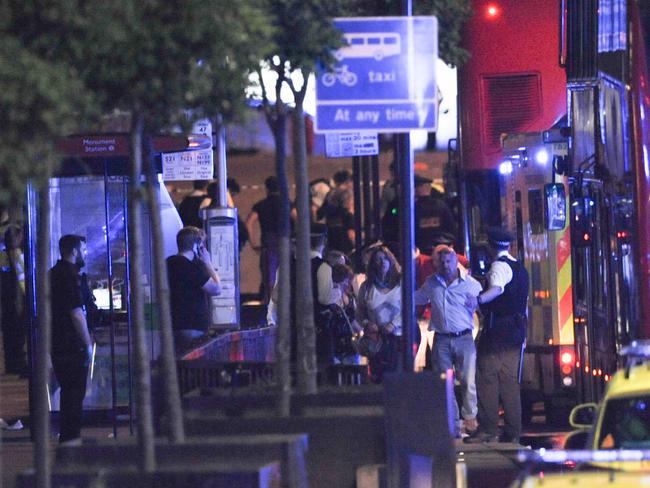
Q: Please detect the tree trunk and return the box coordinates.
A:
[34,171,51,488]
[129,116,156,472]
[273,111,292,417]
[292,97,317,394]
[144,143,185,443]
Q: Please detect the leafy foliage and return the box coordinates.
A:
[0,0,273,205]
[255,0,351,396]
[0,30,94,203]
[345,0,473,66]
[76,0,273,132]
[266,0,347,73]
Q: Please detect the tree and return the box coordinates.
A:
[3,0,273,476]
[0,35,95,204]
[72,0,272,468]
[1,7,99,486]
[255,0,347,404]
[348,0,473,66]
[256,0,472,400]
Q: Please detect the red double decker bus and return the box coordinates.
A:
[456,0,650,423]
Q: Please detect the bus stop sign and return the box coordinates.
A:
[315,16,438,133]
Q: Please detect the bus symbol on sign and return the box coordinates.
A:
[335,32,402,61]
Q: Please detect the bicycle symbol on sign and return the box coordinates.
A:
[322,65,358,87]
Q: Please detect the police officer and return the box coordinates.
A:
[414,175,456,255]
[466,228,529,444]
[1,224,27,375]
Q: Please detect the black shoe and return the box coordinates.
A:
[464,430,500,444]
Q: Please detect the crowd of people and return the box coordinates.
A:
[0,167,528,446]
[172,168,530,443]
[232,168,527,443]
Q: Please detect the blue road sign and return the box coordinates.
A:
[315,16,438,133]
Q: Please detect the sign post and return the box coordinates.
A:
[325,132,379,158]
[161,119,214,181]
[315,15,438,374]
[315,16,438,133]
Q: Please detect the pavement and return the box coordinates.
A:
[0,331,570,488]
[0,367,135,488]
[0,369,31,488]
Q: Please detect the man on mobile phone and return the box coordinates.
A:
[166,226,221,354]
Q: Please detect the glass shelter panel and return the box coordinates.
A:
[46,175,159,411]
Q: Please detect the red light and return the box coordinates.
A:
[576,361,581,368]
[583,233,590,241]
[486,4,500,18]
[561,351,574,365]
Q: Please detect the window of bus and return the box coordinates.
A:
[592,189,609,312]
[613,185,638,340]
[571,89,596,170]
[597,0,627,53]
[599,79,630,177]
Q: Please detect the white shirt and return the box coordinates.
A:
[486,250,515,291]
[316,261,341,305]
[414,267,482,333]
[268,249,332,325]
[356,281,402,336]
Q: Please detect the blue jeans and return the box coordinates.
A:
[431,333,477,428]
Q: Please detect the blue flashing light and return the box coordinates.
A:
[535,149,549,165]
[498,160,513,175]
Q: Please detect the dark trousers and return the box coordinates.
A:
[52,352,88,443]
[1,273,26,373]
[368,334,400,384]
[1,306,26,373]
[260,244,279,304]
[476,344,522,440]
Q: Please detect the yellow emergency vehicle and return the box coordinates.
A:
[563,341,650,472]
[497,130,584,425]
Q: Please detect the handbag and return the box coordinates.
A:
[330,303,363,358]
[354,332,383,358]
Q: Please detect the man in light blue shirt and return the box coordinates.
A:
[414,245,482,437]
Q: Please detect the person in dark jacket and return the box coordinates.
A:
[466,228,529,444]
[1,225,27,375]
[414,175,456,255]
[178,180,209,228]
[246,176,282,303]
[50,235,94,444]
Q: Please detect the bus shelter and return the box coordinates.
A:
[25,134,187,435]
